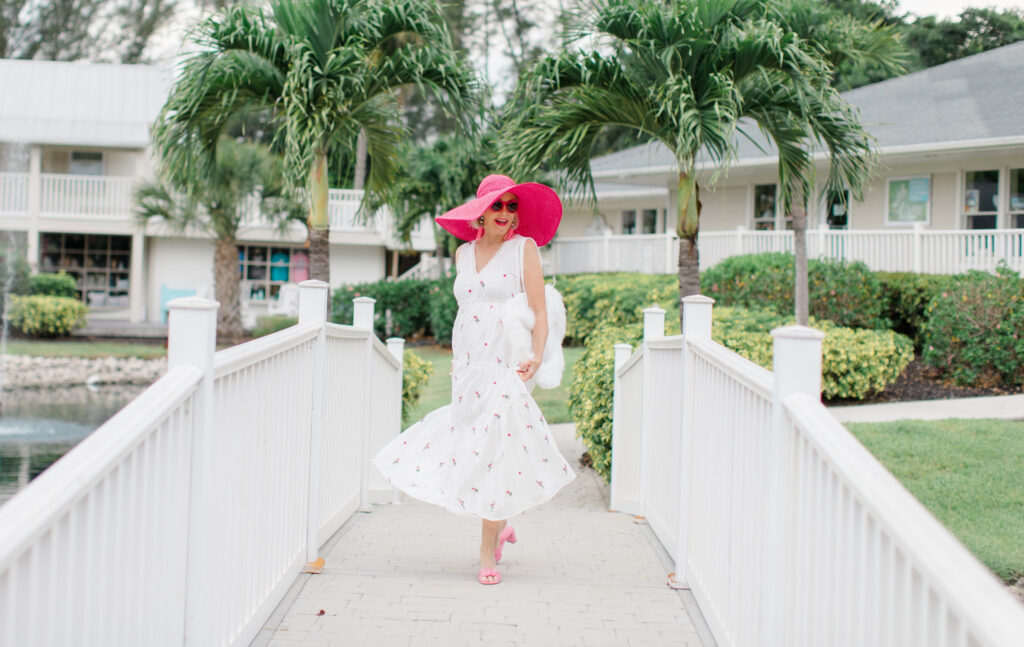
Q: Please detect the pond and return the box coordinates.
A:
[0,384,148,505]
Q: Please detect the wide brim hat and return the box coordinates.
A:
[435,174,562,246]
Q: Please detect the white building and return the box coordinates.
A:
[0,58,434,327]
[560,41,1024,239]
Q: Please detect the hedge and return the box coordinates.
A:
[402,349,433,424]
[920,268,1024,386]
[29,272,78,298]
[876,271,960,347]
[558,273,678,344]
[701,252,888,329]
[9,295,88,337]
[570,306,914,482]
[331,278,436,340]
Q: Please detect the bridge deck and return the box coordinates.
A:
[254,423,713,647]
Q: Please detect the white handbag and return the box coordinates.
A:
[499,284,567,390]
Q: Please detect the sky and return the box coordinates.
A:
[897,0,1024,18]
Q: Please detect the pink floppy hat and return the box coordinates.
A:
[435,174,562,246]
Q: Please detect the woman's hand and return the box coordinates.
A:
[516,357,542,382]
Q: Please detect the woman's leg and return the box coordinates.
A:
[480,519,503,582]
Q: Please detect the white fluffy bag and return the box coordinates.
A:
[500,284,567,390]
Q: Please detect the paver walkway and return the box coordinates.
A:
[254,423,714,647]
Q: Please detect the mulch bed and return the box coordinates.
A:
[826,355,1023,406]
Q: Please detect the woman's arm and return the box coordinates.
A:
[517,238,547,382]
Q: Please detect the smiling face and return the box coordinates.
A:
[481,191,519,236]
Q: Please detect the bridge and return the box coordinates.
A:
[1,283,1023,646]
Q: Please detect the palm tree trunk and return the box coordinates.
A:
[308,147,330,284]
[214,237,243,340]
[676,168,702,330]
[791,182,809,326]
[354,130,368,190]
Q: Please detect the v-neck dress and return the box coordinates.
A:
[372,234,577,520]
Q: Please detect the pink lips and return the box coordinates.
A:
[495,218,509,226]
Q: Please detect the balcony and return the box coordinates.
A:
[0,172,434,250]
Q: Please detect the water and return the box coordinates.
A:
[0,384,147,505]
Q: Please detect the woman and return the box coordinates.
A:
[372,174,577,585]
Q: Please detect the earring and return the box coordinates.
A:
[477,216,485,225]
[503,226,516,241]
[475,226,485,241]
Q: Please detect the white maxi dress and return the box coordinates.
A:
[372,234,577,520]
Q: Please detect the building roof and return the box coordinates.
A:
[591,41,1024,178]
[0,59,172,149]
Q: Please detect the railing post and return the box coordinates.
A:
[386,337,405,505]
[638,306,665,517]
[672,295,714,589]
[353,297,376,512]
[735,225,746,257]
[913,221,924,273]
[168,296,219,647]
[603,229,612,270]
[299,280,329,572]
[817,226,826,260]
[609,342,636,513]
[763,325,825,646]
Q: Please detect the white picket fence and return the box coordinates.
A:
[549,226,1024,276]
[611,297,1024,646]
[0,283,404,647]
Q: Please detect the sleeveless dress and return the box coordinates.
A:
[372,234,577,521]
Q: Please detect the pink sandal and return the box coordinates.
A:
[494,526,517,563]
[478,567,501,585]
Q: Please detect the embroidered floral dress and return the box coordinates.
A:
[372,234,577,520]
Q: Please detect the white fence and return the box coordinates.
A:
[549,226,1024,276]
[612,296,1024,646]
[0,173,29,216]
[0,282,404,647]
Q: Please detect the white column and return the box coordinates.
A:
[386,337,405,505]
[763,325,825,645]
[299,280,329,569]
[353,296,375,330]
[25,146,41,272]
[672,295,714,588]
[168,296,219,647]
[913,221,924,273]
[356,296,376,512]
[735,225,745,257]
[638,306,665,517]
[129,230,146,323]
[602,229,612,271]
[609,342,638,513]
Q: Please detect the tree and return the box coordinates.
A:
[905,8,1024,69]
[135,137,305,339]
[152,0,478,286]
[500,0,877,331]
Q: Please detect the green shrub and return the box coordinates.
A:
[9,295,88,337]
[876,272,960,347]
[252,315,297,338]
[402,349,434,424]
[921,268,1024,386]
[701,253,888,329]
[29,272,78,298]
[426,279,458,345]
[571,306,913,481]
[331,278,434,339]
[558,273,678,344]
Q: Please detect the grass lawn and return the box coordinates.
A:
[847,418,1024,582]
[4,339,167,358]
[404,345,585,426]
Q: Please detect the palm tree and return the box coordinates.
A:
[500,0,880,330]
[152,0,478,286]
[136,137,306,339]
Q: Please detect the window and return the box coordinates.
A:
[826,189,850,230]
[753,184,777,230]
[39,232,131,307]
[69,151,103,176]
[963,170,999,229]
[621,210,636,235]
[238,244,309,302]
[1010,168,1024,229]
[641,209,658,234]
[885,176,931,226]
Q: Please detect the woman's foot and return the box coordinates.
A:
[495,525,517,563]
[478,546,501,584]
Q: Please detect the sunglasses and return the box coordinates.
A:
[489,198,519,213]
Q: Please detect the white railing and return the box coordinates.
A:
[612,296,1024,646]
[39,173,138,218]
[0,283,405,647]
[0,172,29,216]
[550,226,1024,276]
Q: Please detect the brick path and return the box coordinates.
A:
[254,423,714,647]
